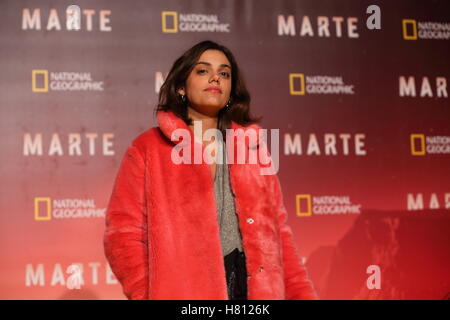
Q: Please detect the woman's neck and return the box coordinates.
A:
[187,106,219,148]
[187,106,218,133]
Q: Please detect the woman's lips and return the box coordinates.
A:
[204,87,222,93]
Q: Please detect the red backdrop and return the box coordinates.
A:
[0,0,449,299]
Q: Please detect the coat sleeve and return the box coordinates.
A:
[272,174,319,300]
[103,144,149,300]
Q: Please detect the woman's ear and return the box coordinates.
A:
[177,87,186,96]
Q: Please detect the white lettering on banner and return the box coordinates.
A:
[277,14,359,38]
[313,196,362,214]
[179,22,229,32]
[284,133,367,156]
[399,76,448,98]
[51,198,106,219]
[407,193,450,210]
[89,262,100,285]
[23,133,115,156]
[25,262,118,287]
[22,8,112,31]
[47,72,104,91]
[25,264,44,286]
[305,75,355,94]
[291,74,356,95]
[425,136,450,154]
[416,21,450,40]
[53,208,106,218]
[51,263,71,286]
[179,14,219,23]
[278,15,295,36]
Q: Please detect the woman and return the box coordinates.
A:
[103,40,318,300]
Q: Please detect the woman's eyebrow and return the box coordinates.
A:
[195,61,231,70]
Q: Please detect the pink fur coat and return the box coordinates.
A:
[104,110,318,300]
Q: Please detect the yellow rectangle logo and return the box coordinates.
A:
[32,69,49,92]
[402,19,417,40]
[296,194,312,217]
[34,197,52,221]
[162,11,178,33]
[410,134,426,155]
[289,73,305,95]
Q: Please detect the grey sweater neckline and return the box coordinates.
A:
[213,139,243,256]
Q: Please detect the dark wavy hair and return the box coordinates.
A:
[156,40,261,136]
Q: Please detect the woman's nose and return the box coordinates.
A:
[209,73,220,83]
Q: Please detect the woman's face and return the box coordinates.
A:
[178,49,232,117]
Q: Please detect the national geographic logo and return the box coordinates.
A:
[32,70,104,92]
[34,197,106,221]
[161,11,230,33]
[296,194,362,217]
[410,134,450,156]
[289,73,355,95]
[402,19,450,40]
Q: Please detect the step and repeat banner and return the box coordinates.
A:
[0,0,449,300]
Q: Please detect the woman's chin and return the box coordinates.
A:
[195,104,224,116]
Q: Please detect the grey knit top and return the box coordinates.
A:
[213,139,244,256]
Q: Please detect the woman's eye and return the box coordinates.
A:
[196,69,230,78]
